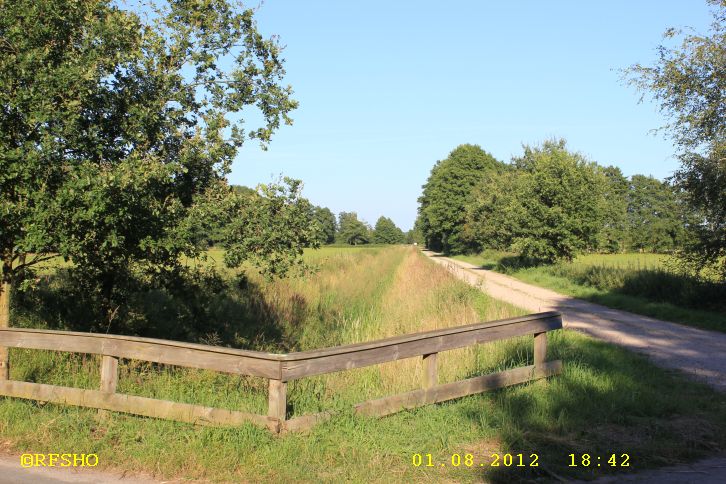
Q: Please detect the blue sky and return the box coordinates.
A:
[230,1,714,231]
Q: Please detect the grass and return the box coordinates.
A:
[1,246,725,482]
[454,250,726,333]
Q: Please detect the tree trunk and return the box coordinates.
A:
[0,276,10,380]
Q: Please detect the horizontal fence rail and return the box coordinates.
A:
[0,311,563,433]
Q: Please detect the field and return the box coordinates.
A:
[1,246,725,482]
[454,251,726,332]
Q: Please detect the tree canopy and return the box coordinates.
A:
[373,217,405,244]
[313,207,337,245]
[465,140,608,263]
[624,0,725,278]
[599,166,629,253]
[626,175,691,252]
[337,212,371,245]
[0,0,306,346]
[222,179,320,278]
[417,144,503,254]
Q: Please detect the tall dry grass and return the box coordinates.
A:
[455,250,726,331]
[11,246,529,416]
[376,248,527,394]
[279,246,527,413]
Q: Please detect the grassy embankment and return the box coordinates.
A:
[454,251,726,333]
[1,246,725,482]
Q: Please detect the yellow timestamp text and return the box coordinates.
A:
[568,453,630,467]
[20,453,99,468]
[412,453,539,468]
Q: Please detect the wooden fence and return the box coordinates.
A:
[0,311,562,433]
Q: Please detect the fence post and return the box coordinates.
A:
[99,355,118,419]
[268,379,287,432]
[422,353,438,389]
[0,280,10,380]
[533,332,547,375]
[423,353,438,403]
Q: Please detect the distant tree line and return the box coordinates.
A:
[417,142,697,263]
[199,192,411,247]
[334,212,412,245]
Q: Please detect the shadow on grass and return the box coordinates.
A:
[12,267,309,353]
[456,332,726,482]
[470,255,545,272]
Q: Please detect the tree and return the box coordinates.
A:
[194,185,256,246]
[337,212,370,245]
[405,227,423,245]
[466,140,608,263]
[417,144,503,254]
[624,0,725,277]
[313,207,337,245]
[0,0,299,375]
[464,167,523,253]
[223,179,320,277]
[626,175,689,252]
[599,166,629,253]
[409,218,426,245]
[373,217,405,244]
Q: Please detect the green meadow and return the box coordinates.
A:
[1,247,724,482]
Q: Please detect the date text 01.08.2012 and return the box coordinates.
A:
[412,453,539,468]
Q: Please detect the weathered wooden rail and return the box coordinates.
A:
[0,311,562,433]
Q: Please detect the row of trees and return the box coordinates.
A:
[313,210,408,245]
[200,193,409,247]
[417,141,697,263]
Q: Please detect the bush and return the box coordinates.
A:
[11,266,303,352]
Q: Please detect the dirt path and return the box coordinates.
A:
[423,250,726,391]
